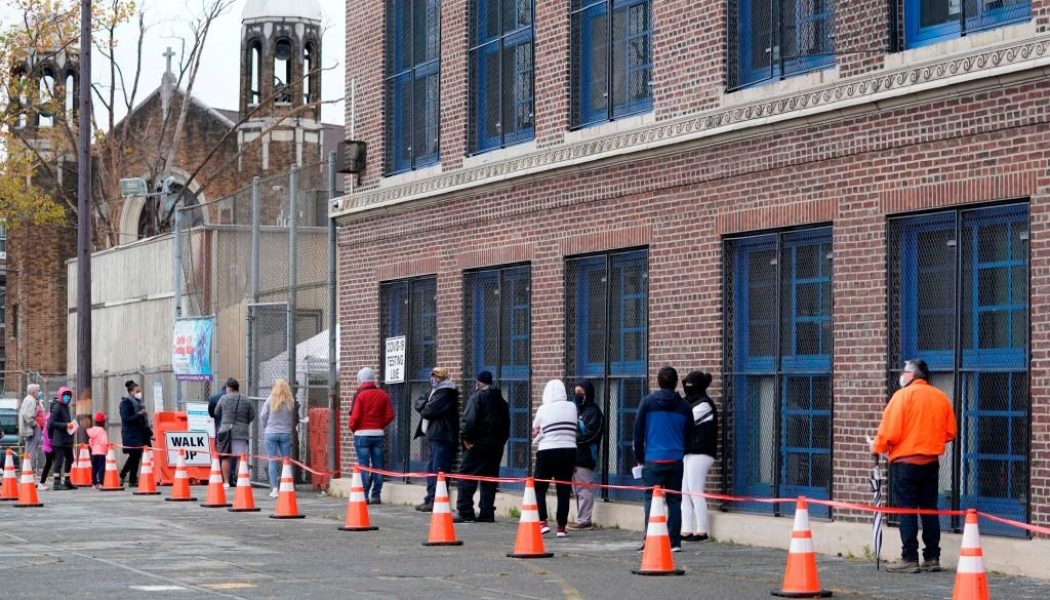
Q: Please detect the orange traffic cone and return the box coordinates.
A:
[201,455,232,508]
[632,486,685,576]
[15,453,43,508]
[229,454,260,513]
[270,458,304,519]
[134,449,160,495]
[71,444,92,487]
[0,450,18,501]
[507,477,554,558]
[99,445,124,491]
[338,466,378,531]
[165,449,197,502]
[772,497,832,598]
[952,509,990,600]
[422,473,462,546]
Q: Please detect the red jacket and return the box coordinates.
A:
[348,383,394,434]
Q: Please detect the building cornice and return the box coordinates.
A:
[332,34,1050,219]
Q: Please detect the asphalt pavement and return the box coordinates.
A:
[1,484,1048,599]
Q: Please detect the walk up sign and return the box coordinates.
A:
[165,431,211,466]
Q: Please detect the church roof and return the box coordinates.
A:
[242,0,323,23]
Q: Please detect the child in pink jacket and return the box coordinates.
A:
[86,412,110,487]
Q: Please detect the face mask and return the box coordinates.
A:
[898,375,909,389]
[430,377,438,387]
[575,394,585,402]
[61,395,72,404]
[36,391,44,400]
[134,392,143,400]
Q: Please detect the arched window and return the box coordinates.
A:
[65,72,75,117]
[248,40,262,104]
[274,39,292,103]
[137,177,204,239]
[303,42,315,105]
[39,69,55,127]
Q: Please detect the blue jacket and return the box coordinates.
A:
[633,389,692,464]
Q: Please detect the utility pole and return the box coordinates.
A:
[75,0,93,420]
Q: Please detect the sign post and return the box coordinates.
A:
[384,336,406,384]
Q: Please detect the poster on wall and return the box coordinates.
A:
[384,336,406,384]
[172,317,215,381]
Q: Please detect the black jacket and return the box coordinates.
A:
[574,381,604,469]
[120,395,152,447]
[47,400,74,448]
[207,391,224,431]
[461,385,510,450]
[414,386,459,444]
[685,394,718,458]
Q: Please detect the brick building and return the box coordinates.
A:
[334,0,1050,550]
[5,0,340,394]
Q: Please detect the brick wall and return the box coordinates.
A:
[336,76,1050,530]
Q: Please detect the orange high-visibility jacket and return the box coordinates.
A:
[872,379,957,462]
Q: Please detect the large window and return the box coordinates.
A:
[728,0,834,90]
[463,265,531,482]
[888,203,1029,536]
[566,249,647,500]
[380,277,438,474]
[725,227,833,518]
[570,0,652,129]
[904,0,1029,48]
[470,0,534,153]
[385,0,441,174]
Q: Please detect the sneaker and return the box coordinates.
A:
[415,502,432,512]
[671,545,682,553]
[268,489,279,499]
[370,498,382,506]
[567,522,592,531]
[921,559,942,573]
[36,483,47,491]
[452,514,476,524]
[223,483,231,490]
[62,480,76,490]
[681,533,696,542]
[886,560,921,574]
[556,528,568,538]
[688,533,709,542]
[539,523,551,535]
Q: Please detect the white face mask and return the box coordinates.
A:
[898,375,910,389]
[134,392,143,400]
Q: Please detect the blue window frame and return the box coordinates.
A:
[470,0,534,153]
[726,228,833,518]
[890,203,1029,536]
[729,0,835,90]
[570,0,652,129]
[380,277,438,475]
[904,0,1030,48]
[385,0,441,174]
[463,265,532,482]
[566,249,648,500]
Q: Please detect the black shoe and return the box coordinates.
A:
[62,480,76,490]
[681,533,696,542]
[120,474,127,487]
[370,498,382,505]
[452,514,476,524]
[476,516,495,523]
[921,559,942,572]
[686,533,708,542]
[416,502,433,513]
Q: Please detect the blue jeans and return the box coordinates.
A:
[642,461,684,548]
[891,461,941,562]
[424,440,456,505]
[353,435,385,500]
[264,432,292,489]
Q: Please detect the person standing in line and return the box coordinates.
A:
[872,359,956,573]
[680,371,717,542]
[39,409,55,490]
[453,371,510,524]
[260,378,299,498]
[348,367,394,504]
[215,378,256,489]
[119,381,151,488]
[568,381,603,531]
[207,386,225,480]
[86,412,110,488]
[18,384,45,471]
[413,367,459,512]
[47,387,77,490]
[634,366,692,553]
[532,380,578,538]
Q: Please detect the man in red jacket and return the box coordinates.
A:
[348,367,394,504]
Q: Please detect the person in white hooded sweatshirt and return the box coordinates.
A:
[532,380,578,537]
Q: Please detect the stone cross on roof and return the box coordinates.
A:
[163,47,175,75]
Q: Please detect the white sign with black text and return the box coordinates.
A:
[385,335,406,384]
[165,431,211,466]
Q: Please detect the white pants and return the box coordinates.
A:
[681,453,715,535]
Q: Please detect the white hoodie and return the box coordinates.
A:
[532,380,578,452]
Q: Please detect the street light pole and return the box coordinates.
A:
[75,0,93,419]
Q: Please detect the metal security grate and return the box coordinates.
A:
[727,0,835,90]
[723,227,833,518]
[385,0,441,174]
[898,0,1031,48]
[887,203,1029,537]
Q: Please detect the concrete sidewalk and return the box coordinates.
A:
[0,485,1046,599]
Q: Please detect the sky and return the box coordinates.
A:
[1,0,346,126]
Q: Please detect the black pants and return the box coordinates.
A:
[456,445,504,520]
[40,451,55,484]
[891,461,941,562]
[51,446,74,482]
[534,448,576,529]
[121,448,143,485]
[91,455,106,486]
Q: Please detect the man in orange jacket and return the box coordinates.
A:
[871,359,956,574]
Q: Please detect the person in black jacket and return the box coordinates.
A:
[680,371,717,542]
[413,367,459,512]
[47,387,76,490]
[119,380,152,487]
[569,381,604,530]
[453,371,510,523]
